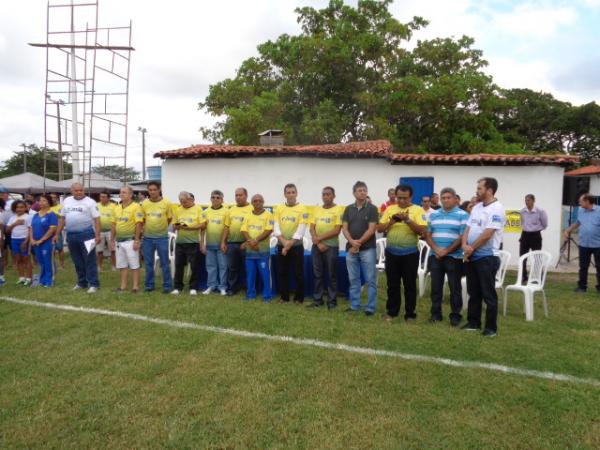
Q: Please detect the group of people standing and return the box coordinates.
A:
[1,175,564,337]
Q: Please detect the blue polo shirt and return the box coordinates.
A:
[427,206,469,259]
[31,211,58,241]
[577,205,600,248]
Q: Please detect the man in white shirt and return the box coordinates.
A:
[55,183,101,293]
[461,177,505,337]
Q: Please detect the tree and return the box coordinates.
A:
[199,0,519,153]
[0,144,72,180]
[92,164,140,182]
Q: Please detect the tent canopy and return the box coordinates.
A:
[0,172,63,194]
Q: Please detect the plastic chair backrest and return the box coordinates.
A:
[495,250,511,286]
[376,237,386,265]
[168,232,176,258]
[516,250,552,287]
[417,240,431,271]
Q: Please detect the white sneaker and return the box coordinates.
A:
[171,289,180,295]
[202,287,213,295]
[87,287,98,294]
[190,289,198,296]
[219,289,227,296]
[73,284,83,290]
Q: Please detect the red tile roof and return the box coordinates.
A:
[153,140,393,159]
[389,153,578,167]
[154,140,578,167]
[564,165,600,177]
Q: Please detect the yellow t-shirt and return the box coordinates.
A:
[240,210,274,257]
[380,204,427,255]
[49,204,63,217]
[141,198,172,238]
[274,203,309,241]
[174,204,204,244]
[98,202,116,232]
[224,204,253,243]
[112,202,144,241]
[310,205,344,247]
[202,206,227,249]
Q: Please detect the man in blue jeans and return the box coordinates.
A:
[342,181,379,316]
[564,193,600,293]
[55,183,101,293]
[141,181,173,293]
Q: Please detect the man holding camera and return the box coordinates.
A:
[378,185,427,322]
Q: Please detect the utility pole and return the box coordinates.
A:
[20,143,27,173]
[138,126,147,180]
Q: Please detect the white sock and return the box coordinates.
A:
[19,277,25,281]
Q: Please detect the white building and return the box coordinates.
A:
[154,140,577,267]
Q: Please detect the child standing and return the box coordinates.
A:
[7,200,32,286]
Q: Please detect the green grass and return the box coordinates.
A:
[1,260,600,449]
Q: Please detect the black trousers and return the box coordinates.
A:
[226,242,245,293]
[465,256,500,332]
[311,245,338,306]
[173,243,201,291]
[519,231,542,279]
[429,255,463,321]
[385,251,419,319]
[276,245,304,302]
[578,246,600,291]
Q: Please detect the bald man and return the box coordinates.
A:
[56,183,101,293]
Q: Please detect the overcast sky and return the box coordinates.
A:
[0,0,599,174]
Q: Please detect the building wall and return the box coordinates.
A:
[162,157,565,267]
[589,175,600,196]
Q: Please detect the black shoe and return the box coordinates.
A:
[226,290,235,297]
[429,317,442,323]
[482,329,497,337]
[144,288,155,293]
[574,287,586,293]
[327,303,337,310]
[365,310,375,316]
[461,323,480,331]
[306,302,323,308]
[450,317,461,327]
[404,316,416,323]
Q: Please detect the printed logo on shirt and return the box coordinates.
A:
[492,215,503,223]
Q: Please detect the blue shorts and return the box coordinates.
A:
[11,238,29,256]
[55,232,64,251]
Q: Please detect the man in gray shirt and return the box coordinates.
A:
[519,194,548,281]
[342,181,379,316]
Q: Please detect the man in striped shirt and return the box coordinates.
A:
[425,187,469,326]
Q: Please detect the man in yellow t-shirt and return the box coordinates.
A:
[200,189,228,295]
[221,187,253,295]
[49,193,65,269]
[111,186,144,293]
[141,181,173,293]
[171,191,204,295]
[97,191,116,271]
[241,194,274,301]
[273,183,308,304]
[307,186,344,309]
[377,184,427,322]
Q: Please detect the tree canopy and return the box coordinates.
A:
[199,0,600,160]
[0,144,72,181]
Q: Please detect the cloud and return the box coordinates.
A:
[485,3,577,39]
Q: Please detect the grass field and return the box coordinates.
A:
[1,260,600,449]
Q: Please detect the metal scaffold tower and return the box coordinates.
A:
[29,0,134,191]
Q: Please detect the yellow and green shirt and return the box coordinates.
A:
[310,205,344,247]
[112,202,144,241]
[380,204,427,255]
[240,210,274,258]
[174,204,204,244]
[274,203,309,244]
[202,206,227,249]
[98,202,116,232]
[224,204,253,243]
[50,204,63,218]
[141,198,172,238]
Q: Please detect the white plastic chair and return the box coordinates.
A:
[376,237,386,271]
[461,250,511,310]
[417,240,431,298]
[154,232,177,277]
[503,250,551,321]
[269,236,278,248]
[303,235,311,251]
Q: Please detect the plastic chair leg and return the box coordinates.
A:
[541,290,549,317]
[524,290,534,321]
[503,288,508,316]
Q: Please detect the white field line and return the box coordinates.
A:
[2,295,600,389]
